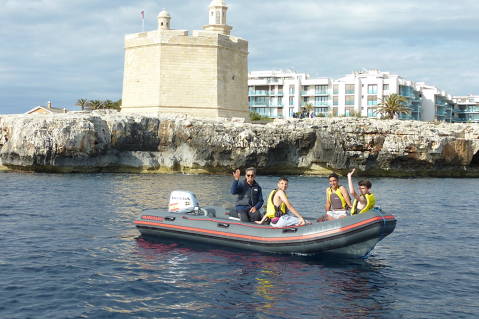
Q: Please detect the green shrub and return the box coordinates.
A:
[249,112,271,121]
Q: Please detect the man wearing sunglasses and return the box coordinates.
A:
[231,167,264,222]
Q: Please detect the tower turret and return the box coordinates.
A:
[203,0,232,35]
[157,10,171,30]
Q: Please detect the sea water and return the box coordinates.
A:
[1,172,478,318]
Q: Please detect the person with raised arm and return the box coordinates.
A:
[231,167,263,222]
[347,168,376,215]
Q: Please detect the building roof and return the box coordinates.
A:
[158,10,171,18]
[25,106,68,114]
[209,0,227,7]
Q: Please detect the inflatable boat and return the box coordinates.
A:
[134,191,396,258]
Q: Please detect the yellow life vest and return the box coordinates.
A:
[351,193,376,215]
[265,189,287,219]
[327,187,347,210]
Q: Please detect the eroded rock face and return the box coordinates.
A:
[1,112,478,176]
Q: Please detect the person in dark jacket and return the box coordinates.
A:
[231,167,264,222]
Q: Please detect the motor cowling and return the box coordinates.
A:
[168,190,199,213]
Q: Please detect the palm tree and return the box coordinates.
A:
[75,98,90,111]
[304,103,314,112]
[377,94,411,119]
[303,103,314,117]
[112,99,122,110]
[88,99,104,110]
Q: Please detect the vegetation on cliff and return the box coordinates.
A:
[75,99,121,111]
[377,94,411,119]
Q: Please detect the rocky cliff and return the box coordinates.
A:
[1,112,478,177]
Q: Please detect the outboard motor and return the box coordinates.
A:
[168,190,200,214]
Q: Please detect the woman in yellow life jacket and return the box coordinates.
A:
[255,177,305,226]
[323,173,353,221]
[347,168,376,214]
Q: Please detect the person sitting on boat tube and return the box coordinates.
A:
[347,168,376,214]
[231,167,264,222]
[255,177,306,227]
[319,173,353,222]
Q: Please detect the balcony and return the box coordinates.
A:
[248,91,270,96]
[455,106,479,113]
[301,91,315,96]
[301,102,330,107]
[249,102,284,107]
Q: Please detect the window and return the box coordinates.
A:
[315,85,328,94]
[289,97,294,106]
[333,96,338,106]
[333,84,339,94]
[368,84,378,94]
[289,85,295,94]
[368,95,378,106]
[383,84,389,91]
[367,108,378,117]
[345,84,355,94]
[216,11,221,24]
[315,96,328,105]
[345,95,354,105]
[345,107,354,116]
[255,96,267,105]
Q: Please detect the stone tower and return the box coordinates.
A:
[157,10,171,30]
[121,0,249,119]
[203,0,232,35]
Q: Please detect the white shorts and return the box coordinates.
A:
[326,210,349,219]
[271,213,300,228]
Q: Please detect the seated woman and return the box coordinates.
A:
[255,177,305,227]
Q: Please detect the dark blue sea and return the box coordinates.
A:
[1,172,478,319]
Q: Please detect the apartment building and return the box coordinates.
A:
[248,70,307,118]
[452,95,479,123]
[248,70,453,122]
[332,70,422,120]
[416,83,454,122]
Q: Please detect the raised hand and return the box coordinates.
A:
[233,169,241,180]
[347,168,356,177]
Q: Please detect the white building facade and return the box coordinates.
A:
[452,95,479,123]
[416,83,454,122]
[248,70,455,122]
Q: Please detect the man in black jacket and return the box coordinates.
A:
[230,167,264,222]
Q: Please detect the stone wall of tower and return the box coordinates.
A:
[121,29,248,118]
[217,34,248,117]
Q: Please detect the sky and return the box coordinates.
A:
[1,0,478,114]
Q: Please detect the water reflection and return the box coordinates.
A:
[135,237,397,318]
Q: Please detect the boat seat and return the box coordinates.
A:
[200,207,216,217]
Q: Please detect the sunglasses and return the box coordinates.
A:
[246,174,255,177]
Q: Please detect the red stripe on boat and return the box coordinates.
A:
[134,215,395,242]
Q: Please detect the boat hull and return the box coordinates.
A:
[135,207,396,258]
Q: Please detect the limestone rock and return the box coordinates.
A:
[0,113,478,177]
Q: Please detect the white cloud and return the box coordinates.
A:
[0,0,478,113]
